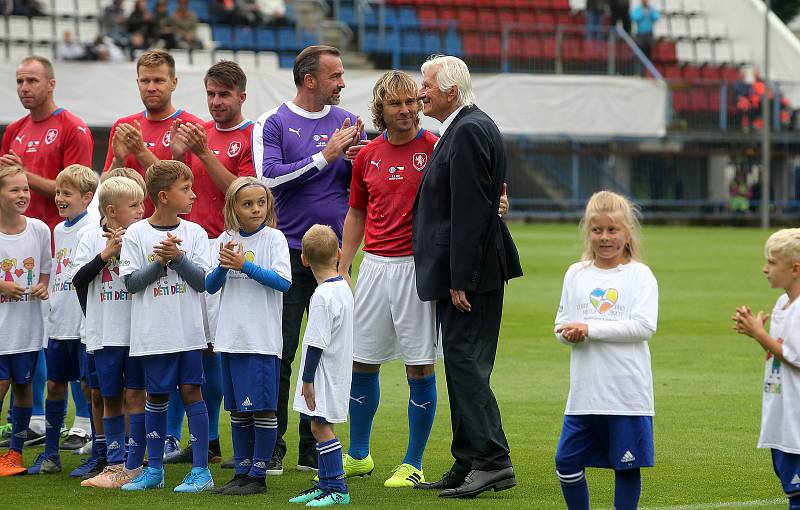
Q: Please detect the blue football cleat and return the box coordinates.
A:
[174,466,214,493]
[121,466,165,491]
[27,453,61,474]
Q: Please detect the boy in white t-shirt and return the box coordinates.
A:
[290,225,354,507]
[0,166,51,477]
[73,176,147,488]
[118,160,213,493]
[29,164,98,475]
[734,228,800,509]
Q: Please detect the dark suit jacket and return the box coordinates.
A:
[412,105,523,302]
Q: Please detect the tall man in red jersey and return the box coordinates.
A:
[159,60,256,468]
[0,56,93,232]
[103,49,202,215]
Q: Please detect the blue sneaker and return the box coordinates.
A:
[174,466,214,493]
[121,466,165,491]
[70,454,102,477]
[27,453,61,474]
[306,488,351,507]
[289,486,324,504]
[163,435,181,462]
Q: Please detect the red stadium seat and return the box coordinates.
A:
[498,9,517,28]
[662,64,682,81]
[701,65,721,82]
[672,89,690,112]
[477,8,499,29]
[517,11,536,26]
[682,65,702,83]
[651,40,676,63]
[535,11,555,27]
[462,33,482,56]
[562,38,583,62]
[457,8,479,28]
[720,65,740,82]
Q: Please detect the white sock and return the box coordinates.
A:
[71,416,91,434]
[28,415,45,435]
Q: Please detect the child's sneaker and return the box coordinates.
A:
[74,439,93,455]
[69,453,103,477]
[306,488,351,507]
[163,435,180,462]
[81,464,141,488]
[289,486,324,504]
[121,466,165,491]
[0,450,27,476]
[384,463,424,488]
[0,423,11,440]
[222,475,266,495]
[210,473,246,494]
[314,453,373,482]
[174,466,214,493]
[27,452,61,474]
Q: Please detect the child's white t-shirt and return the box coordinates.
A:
[293,278,354,423]
[555,260,659,416]
[73,223,134,352]
[0,217,52,354]
[212,226,291,355]
[48,213,95,339]
[758,294,800,453]
[118,219,210,357]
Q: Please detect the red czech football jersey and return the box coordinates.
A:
[1,108,93,232]
[186,119,255,238]
[103,108,203,216]
[349,128,437,257]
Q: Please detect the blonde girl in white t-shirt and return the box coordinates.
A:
[0,166,51,476]
[553,191,659,510]
[204,176,291,496]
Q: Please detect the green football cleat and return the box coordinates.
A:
[305,489,350,507]
[289,486,324,504]
[384,463,424,488]
[314,453,374,482]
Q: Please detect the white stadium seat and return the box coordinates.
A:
[660,0,684,15]
[706,18,727,39]
[8,42,32,61]
[732,42,751,64]
[77,19,99,42]
[669,15,690,39]
[236,50,259,73]
[55,17,77,38]
[8,16,30,42]
[170,48,191,68]
[688,16,707,39]
[52,0,77,17]
[196,23,214,50]
[675,39,695,62]
[682,0,703,15]
[77,0,101,18]
[713,40,733,64]
[31,17,56,43]
[189,48,214,68]
[694,39,713,63]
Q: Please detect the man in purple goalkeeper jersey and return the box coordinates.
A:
[251,45,363,474]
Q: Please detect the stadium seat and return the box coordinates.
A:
[196,23,214,49]
[687,16,707,39]
[669,15,690,39]
[77,19,99,43]
[233,26,255,50]
[31,17,55,43]
[701,65,721,82]
[189,48,213,68]
[277,27,300,51]
[213,25,233,49]
[397,7,419,28]
[255,27,277,51]
[682,64,701,82]
[171,48,191,68]
[76,0,100,17]
[675,39,694,62]
[279,52,296,68]
[652,40,676,63]
[236,50,259,72]
[720,65,740,82]
[661,64,682,81]
[694,40,713,64]
[712,40,732,65]
[706,18,727,40]
[401,29,424,53]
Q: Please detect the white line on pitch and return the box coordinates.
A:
[597,498,785,510]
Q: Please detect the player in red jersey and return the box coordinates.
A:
[0,56,93,232]
[173,60,255,239]
[157,61,256,471]
[337,71,508,489]
[103,49,202,216]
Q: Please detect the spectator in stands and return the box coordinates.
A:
[585,0,606,42]
[127,31,150,62]
[56,31,86,61]
[85,35,127,63]
[211,0,246,25]
[240,0,287,26]
[733,69,755,131]
[102,0,128,47]
[153,0,177,49]
[631,0,659,61]
[729,172,751,214]
[608,0,631,34]
[170,0,203,49]
[127,0,157,47]
[12,0,44,17]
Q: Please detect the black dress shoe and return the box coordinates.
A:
[438,467,517,498]
[414,470,466,490]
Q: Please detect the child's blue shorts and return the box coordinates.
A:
[139,350,204,395]
[555,414,654,471]
[93,346,145,398]
[221,352,279,413]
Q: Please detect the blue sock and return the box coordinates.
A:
[103,415,126,465]
[201,354,223,441]
[44,398,66,458]
[185,400,209,469]
[230,414,254,475]
[70,381,89,419]
[404,375,436,470]
[95,434,107,460]
[614,469,641,510]
[9,405,32,452]
[250,416,277,479]
[318,438,347,493]
[126,412,146,470]
[32,350,46,416]
[166,389,184,440]
[145,400,168,469]
[790,494,800,510]
[557,469,590,510]
[347,371,380,460]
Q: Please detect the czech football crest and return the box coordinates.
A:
[162,130,171,147]
[227,141,242,157]
[413,153,427,172]
[44,128,59,145]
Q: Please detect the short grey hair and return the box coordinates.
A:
[421,55,475,107]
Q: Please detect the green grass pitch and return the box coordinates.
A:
[0,224,789,509]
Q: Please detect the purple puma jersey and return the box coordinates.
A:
[252,101,363,250]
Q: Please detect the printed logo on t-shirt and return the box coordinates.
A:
[14,134,24,144]
[388,166,405,181]
[227,141,242,157]
[413,153,427,172]
[589,288,618,314]
[100,257,129,302]
[44,128,58,145]
[0,256,37,303]
[51,248,74,294]
[314,134,329,148]
[288,127,301,138]
[162,130,172,147]
[25,140,39,153]
[765,339,784,394]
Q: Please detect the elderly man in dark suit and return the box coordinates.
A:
[411,55,523,499]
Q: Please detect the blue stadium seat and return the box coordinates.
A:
[363,28,399,52]
[401,30,423,54]
[301,31,318,48]
[213,25,233,49]
[444,30,463,56]
[278,27,300,51]
[189,0,210,22]
[397,7,419,29]
[339,4,356,26]
[233,27,255,50]
[279,52,296,68]
[255,27,277,51]
[423,32,441,54]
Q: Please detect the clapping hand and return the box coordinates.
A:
[218,241,245,272]
[101,227,125,262]
[30,282,48,300]
[556,323,589,343]
[153,232,183,265]
[0,280,25,299]
[732,305,769,338]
